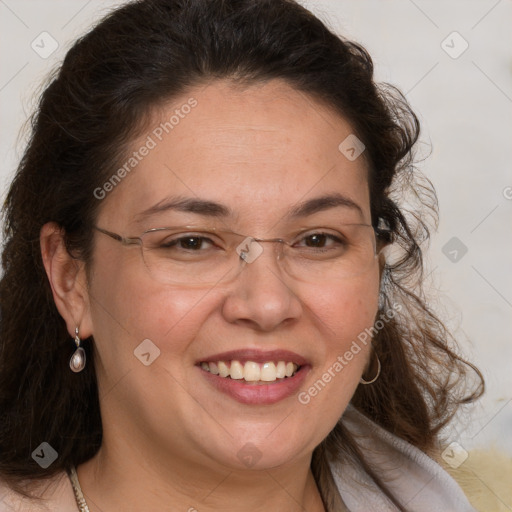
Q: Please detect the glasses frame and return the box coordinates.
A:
[93,221,393,284]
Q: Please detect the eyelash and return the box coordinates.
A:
[159,231,347,251]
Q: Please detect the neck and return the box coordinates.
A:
[76,434,325,512]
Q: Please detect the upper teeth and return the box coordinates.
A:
[200,361,299,382]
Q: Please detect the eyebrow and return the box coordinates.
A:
[136,196,232,221]
[287,193,364,219]
[136,193,363,222]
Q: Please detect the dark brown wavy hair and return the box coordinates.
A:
[0,0,483,509]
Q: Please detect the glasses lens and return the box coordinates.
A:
[139,224,379,285]
[283,224,378,282]
[140,228,236,285]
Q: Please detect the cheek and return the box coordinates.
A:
[305,272,380,346]
[296,273,379,421]
[87,253,214,382]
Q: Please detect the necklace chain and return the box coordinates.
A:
[68,466,90,512]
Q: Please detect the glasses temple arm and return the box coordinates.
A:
[93,226,141,246]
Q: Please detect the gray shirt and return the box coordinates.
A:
[332,406,476,511]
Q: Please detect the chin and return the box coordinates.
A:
[202,428,317,472]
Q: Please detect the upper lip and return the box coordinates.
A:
[197,349,309,366]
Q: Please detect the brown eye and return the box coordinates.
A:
[178,236,207,250]
[158,235,216,251]
[297,232,345,249]
[304,234,328,247]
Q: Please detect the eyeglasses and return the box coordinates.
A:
[93,220,392,286]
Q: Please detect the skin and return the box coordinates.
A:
[41,79,382,511]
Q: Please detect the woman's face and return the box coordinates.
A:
[85,79,380,472]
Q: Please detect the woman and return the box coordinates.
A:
[0,0,483,510]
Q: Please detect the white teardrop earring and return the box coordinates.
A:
[69,327,86,373]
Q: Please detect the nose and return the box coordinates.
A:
[221,242,303,332]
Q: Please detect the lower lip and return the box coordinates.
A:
[198,365,310,405]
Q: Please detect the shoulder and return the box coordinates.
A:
[0,471,77,512]
[328,405,478,512]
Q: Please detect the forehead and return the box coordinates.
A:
[98,79,370,229]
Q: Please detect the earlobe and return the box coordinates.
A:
[40,222,93,339]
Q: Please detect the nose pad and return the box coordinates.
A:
[274,240,285,261]
[265,240,288,276]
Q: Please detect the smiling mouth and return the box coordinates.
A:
[199,360,300,383]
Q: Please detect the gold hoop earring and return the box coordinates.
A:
[69,327,86,373]
[360,353,381,385]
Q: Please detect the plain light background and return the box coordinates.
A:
[0,0,510,468]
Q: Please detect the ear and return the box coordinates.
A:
[40,222,93,339]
